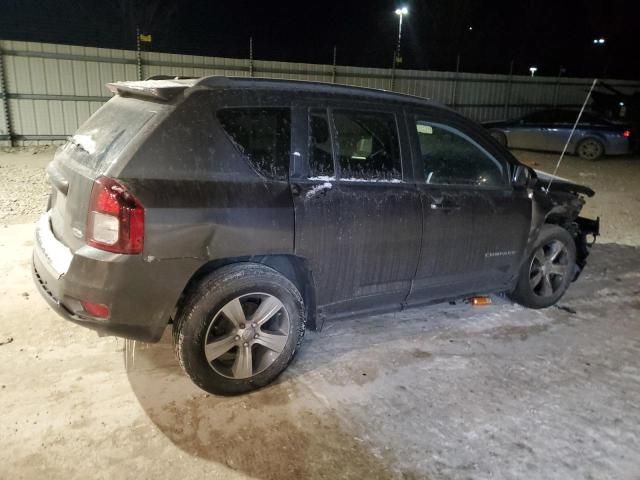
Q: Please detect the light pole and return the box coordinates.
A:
[592,37,608,76]
[391,6,408,90]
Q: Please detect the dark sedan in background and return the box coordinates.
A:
[483,109,632,160]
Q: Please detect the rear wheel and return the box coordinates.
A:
[510,224,576,309]
[576,137,604,160]
[173,263,306,395]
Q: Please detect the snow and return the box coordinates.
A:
[308,176,335,181]
[307,176,402,183]
[340,177,403,183]
[305,182,333,199]
[111,79,192,90]
[36,212,72,277]
[71,134,97,155]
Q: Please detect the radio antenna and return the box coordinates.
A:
[546,78,598,194]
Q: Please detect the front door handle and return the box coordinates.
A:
[429,197,461,212]
[430,203,460,211]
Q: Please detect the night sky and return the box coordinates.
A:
[1,0,638,79]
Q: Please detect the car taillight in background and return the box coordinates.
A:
[623,130,631,138]
[86,176,144,254]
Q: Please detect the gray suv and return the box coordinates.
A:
[33,77,599,395]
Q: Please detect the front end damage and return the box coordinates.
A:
[530,171,600,280]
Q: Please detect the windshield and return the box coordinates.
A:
[60,95,164,171]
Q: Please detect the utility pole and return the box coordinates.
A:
[0,47,14,146]
[249,37,254,77]
[135,26,142,81]
[504,59,514,120]
[332,45,337,84]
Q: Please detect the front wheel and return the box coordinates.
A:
[173,263,306,395]
[509,224,576,309]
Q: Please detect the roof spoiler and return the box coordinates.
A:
[106,79,194,101]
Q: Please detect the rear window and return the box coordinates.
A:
[62,96,160,171]
[217,108,291,180]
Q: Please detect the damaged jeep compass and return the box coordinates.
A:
[33,77,599,395]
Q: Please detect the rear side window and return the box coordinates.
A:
[415,121,504,187]
[217,108,291,180]
[554,111,581,124]
[522,110,557,123]
[332,110,401,181]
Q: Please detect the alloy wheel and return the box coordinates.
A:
[203,293,290,379]
[529,240,570,298]
[578,139,603,160]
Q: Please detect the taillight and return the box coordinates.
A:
[623,130,631,138]
[86,176,144,254]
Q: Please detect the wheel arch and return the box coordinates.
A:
[175,254,319,331]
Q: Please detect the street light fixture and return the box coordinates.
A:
[529,66,538,77]
[393,6,409,66]
[391,6,408,89]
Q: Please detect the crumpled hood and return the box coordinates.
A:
[534,169,595,197]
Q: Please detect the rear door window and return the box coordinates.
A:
[308,108,335,178]
[332,110,402,181]
[217,108,291,180]
[415,120,505,187]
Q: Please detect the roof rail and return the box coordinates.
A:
[192,76,441,107]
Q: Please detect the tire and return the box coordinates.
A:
[489,130,508,147]
[173,263,306,395]
[509,224,576,309]
[576,137,604,160]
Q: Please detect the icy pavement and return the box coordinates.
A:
[1,147,639,478]
[1,220,639,479]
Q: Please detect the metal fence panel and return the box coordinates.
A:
[1,39,638,146]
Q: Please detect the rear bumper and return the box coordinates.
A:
[603,137,631,156]
[32,212,200,343]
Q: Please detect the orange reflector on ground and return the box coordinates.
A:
[470,296,492,306]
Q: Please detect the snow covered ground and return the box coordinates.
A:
[1,147,639,479]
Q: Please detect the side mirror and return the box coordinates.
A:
[512,165,535,188]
